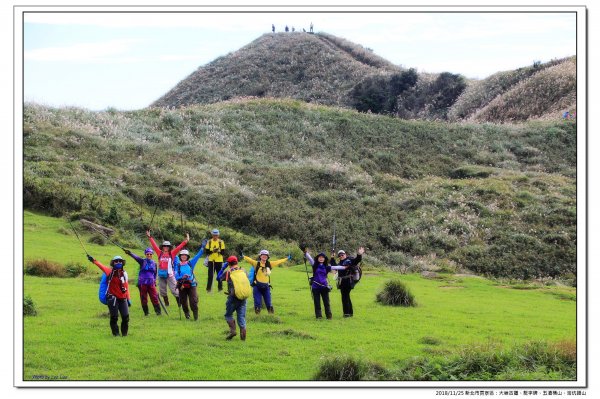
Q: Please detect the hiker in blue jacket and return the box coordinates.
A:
[173,242,205,321]
[304,250,346,319]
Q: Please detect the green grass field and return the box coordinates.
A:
[22,210,575,381]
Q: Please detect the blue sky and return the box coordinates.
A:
[23,10,577,111]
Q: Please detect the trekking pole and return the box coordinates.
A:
[332,222,336,255]
[68,220,90,256]
[147,204,159,232]
[300,245,314,300]
[158,295,169,316]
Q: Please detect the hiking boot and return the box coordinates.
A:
[193,310,198,321]
[267,306,274,314]
[240,327,246,341]
[153,303,162,315]
[255,308,261,315]
[185,313,190,320]
[326,313,332,320]
[142,304,149,316]
[163,296,170,306]
[226,320,237,340]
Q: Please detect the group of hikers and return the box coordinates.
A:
[86,228,364,340]
[272,22,314,33]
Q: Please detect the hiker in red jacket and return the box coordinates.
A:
[88,254,131,336]
[147,230,189,307]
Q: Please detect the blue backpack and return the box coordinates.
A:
[99,273,108,305]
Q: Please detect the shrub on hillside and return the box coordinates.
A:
[65,262,87,277]
[25,259,66,277]
[376,279,416,307]
[350,69,418,114]
[397,72,466,120]
[88,234,106,246]
[24,295,38,316]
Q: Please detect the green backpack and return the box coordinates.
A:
[229,269,251,300]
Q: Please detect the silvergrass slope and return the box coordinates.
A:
[152,32,400,109]
[24,98,576,280]
[449,57,576,123]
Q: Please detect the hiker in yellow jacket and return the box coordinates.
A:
[244,249,291,314]
[204,229,225,293]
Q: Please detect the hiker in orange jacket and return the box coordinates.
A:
[88,254,131,336]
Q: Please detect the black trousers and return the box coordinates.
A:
[206,261,223,291]
[340,287,353,316]
[180,286,198,314]
[107,295,129,336]
[312,287,331,319]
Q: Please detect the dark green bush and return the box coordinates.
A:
[88,234,106,246]
[376,279,417,307]
[65,262,87,277]
[24,295,38,316]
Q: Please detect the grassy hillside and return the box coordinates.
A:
[23,99,576,280]
[23,211,576,381]
[152,32,399,109]
[449,57,576,123]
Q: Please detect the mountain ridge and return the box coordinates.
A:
[152,32,576,123]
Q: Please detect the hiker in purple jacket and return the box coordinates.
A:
[124,247,161,316]
[304,250,345,319]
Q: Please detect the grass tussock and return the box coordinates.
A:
[419,336,442,346]
[376,279,417,307]
[314,356,391,381]
[269,329,315,340]
[250,314,283,324]
[23,295,37,316]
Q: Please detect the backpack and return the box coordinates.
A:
[98,273,108,305]
[351,264,363,286]
[229,269,251,300]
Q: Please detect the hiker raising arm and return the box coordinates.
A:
[124,247,162,316]
[244,250,291,315]
[147,230,189,307]
[304,250,342,320]
[330,247,365,318]
[174,243,204,321]
[88,254,131,337]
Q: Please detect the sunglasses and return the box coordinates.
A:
[114,260,123,264]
